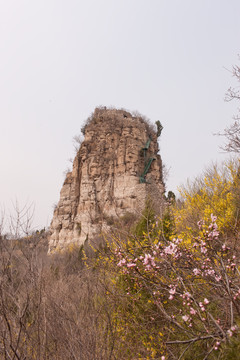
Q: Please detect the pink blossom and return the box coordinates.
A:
[201,246,207,254]
[143,253,156,268]
[211,214,217,222]
[182,315,189,322]
[190,308,197,315]
[197,220,204,229]
[127,263,136,268]
[117,258,127,267]
[169,295,174,300]
[164,243,178,256]
[208,230,219,239]
[205,269,215,276]
[193,268,201,275]
[173,238,182,244]
[183,292,191,299]
[204,298,209,305]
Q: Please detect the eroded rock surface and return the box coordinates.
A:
[49,108,164,252]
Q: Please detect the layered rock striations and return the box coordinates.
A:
[49,108,164,252]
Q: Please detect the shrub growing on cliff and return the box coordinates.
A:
[81,107,158,139]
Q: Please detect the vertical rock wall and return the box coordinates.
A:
[49,108,164,252]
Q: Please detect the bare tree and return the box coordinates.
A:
[72,134,83,154]
[220,59,240,153]
[9,200,35,238]
[0,206,117,360]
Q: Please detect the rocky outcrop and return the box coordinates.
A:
[49,108,164,252]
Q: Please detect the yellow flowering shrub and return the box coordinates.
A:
[174,160,240,241]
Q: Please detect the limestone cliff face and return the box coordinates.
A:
[49,108,164,252]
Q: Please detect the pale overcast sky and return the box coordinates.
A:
[0,0,239,230]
